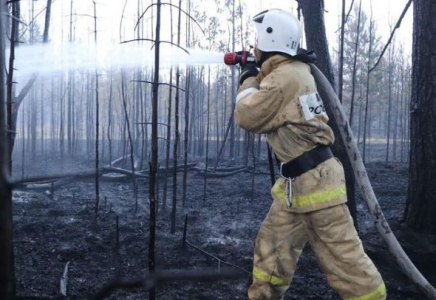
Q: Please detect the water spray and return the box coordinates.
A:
[9,43,226,80]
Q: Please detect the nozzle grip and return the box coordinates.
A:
[224,53,238,65]
[224,51,255,66]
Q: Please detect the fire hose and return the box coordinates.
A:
[311,64,436,300]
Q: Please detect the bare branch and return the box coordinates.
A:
[369,0,412,73]
[334,0,355,33]
[19,0,59,39]
[345,0,355,23]
[136,122,170,127]
[71,13,94,18]
[132,80,186,92]
[14,74,38,108]
[185,241,251,275]
[135,3,205,36]
[9,166,149,190]
[120,38,190,54]
[119,0,129,42]
[4,12,28,26]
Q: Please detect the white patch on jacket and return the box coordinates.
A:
[236,87,259,103]
[299,92,327,120]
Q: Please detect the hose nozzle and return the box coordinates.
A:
[224,50,255,66]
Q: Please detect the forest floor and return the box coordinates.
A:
[11,146,436,300]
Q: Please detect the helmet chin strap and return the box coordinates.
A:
[256,51,272,68]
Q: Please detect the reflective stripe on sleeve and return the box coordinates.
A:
[345,282,386,300]
[236,87,258,103]
[253,267,292,286]
[293,185,346,208]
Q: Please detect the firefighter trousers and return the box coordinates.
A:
[248,203,386,300]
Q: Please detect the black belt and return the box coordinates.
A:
[279,145,334,179]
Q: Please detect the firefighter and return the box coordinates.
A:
[234,9,386,300]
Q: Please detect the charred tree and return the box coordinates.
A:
[203,67,211,201]
[170,0,182,234]
[121,72,139,212]
[163,68,173,211]
[107,73,113,164]
[0,1,15,298]
[338,0,346,103]
[6,0,18,173]
[404,0,436,234]
[229,0,236,158]
[181,0,191,209]
[93,1,100,222]
[386,44,393,163]
[349,0,362,127]
[149,1,162,299]
[68,0,74,155]
[299,0,357,224]
[182,68,190,207]
[163,0,174,211]
[362,15,374,164]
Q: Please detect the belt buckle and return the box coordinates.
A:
[280,162,295,181]
[280,162,294,207]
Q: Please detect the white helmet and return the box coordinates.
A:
[252,9,301,56]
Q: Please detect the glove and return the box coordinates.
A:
[239,63,259,85]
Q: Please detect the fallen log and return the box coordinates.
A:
[310,64,436,299]
[194,165,270,178]
[158,163,197,173]
[11,162,198,191]
[196,168,247,178]
[12,167,138,191]
[103,166,147,178]
[110,154,132,166]
[193,166,247,173]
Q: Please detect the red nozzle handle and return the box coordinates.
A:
[224,52,238,65]
[224,51,251,66]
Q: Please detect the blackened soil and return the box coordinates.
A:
[12,155,436,300]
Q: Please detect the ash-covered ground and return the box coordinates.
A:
[11,147,436,300]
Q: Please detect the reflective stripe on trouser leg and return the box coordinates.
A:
[248,201,307,300]
[301,204,386,300]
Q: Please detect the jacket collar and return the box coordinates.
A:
[259,54,294,78]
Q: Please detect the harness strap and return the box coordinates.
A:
[279,145,333,179]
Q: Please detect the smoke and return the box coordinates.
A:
[9,43,224,80]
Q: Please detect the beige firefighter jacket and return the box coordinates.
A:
[234,54,347,213]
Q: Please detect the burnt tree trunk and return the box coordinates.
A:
[182,68,190,207]
[349,0,362,127]
[0,0,15,298]
[404,0,436,234]
[163,1,174,211]
[338,0,345,103]
[6,0,18,173]
[121,72,138,212]
[386,46,393,163]
[149,0,161,299]
[203,67,211,201]
[170,0,182,234]
[229,0,236,158]
[93,1,100,222]
[300,0,357,224]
